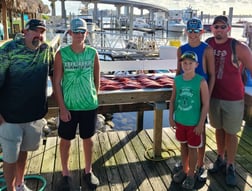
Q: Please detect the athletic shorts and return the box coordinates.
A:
[0,120,44,163]
[58,109,97,140]
[175,122,203,148]
[209,98,244,134]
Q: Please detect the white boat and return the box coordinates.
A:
[167,18,186,32]
[133,18,150,29]
[77,15,98,32]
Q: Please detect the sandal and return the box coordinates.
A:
[182,176,195,190]
[173,169,186,184]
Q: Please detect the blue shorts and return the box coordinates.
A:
[58,109,97,140]
[0,120,44,163]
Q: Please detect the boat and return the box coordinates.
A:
[167,18,186,32]
[77,15,98,32]
[133,18,150,29]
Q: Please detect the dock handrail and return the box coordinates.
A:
[49,34,61,52]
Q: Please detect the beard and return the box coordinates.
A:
[32,37,42,47]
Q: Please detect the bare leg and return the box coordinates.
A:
[197,126,205,167]
[188,147,197,177]
[60,138,71,176]
[181,143,189,173]
[3,161,16,191]
[15,151,27,186]
[83,138,93,174]
[216,128,226,159]
[225,133,238,165]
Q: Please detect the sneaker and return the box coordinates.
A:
[173,161,183,174]
[226,164,237,187]
[83,172,100,189]
[15,183,32,191]
[182,176,195,190]
[196,166,207,182]
[208,155,226,173]
[56,176,74,191]
[173,169,187,184]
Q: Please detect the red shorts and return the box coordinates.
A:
[175,122,202,148]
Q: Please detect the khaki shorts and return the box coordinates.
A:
[0,119,44,163]
[209,98,244,134]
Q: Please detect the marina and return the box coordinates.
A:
[1,1,252,191]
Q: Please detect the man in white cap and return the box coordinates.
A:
[53,18,100,190]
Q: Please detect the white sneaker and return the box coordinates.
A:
[15,183,32,191]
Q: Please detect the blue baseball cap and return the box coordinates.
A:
[70,18,87,31]
[187,18,203,30]
[180,51,198,62]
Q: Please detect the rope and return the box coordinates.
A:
[144,147,177,162]
[0,156,47,191]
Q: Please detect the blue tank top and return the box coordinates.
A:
[180,42,209,81]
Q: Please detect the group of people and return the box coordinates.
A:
[0,18,100,191]
[170,15,252,189]
[0,14,252,191]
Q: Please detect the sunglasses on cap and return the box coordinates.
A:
[187,29,201,33]
[180,51,198,62]
[72,29,86,34]
[213,25,227,30]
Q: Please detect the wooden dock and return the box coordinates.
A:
[16,123,252,191]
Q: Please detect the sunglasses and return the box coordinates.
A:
[213,25,227,30]
[72,30,86,34]
[187,29,201,33]
[181,52,197,61]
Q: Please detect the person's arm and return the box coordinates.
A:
[237,42,252,76]
[194,79,209,135]
[52,51,71,122]
[205,46,215,96]
[169,82,176,128]
[176,47,182,75]
[93,52,100,92]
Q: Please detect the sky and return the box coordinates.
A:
[42,0,252,16]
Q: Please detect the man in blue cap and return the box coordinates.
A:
[175,17,215,183]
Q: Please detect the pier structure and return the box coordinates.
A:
[48,0,168,35]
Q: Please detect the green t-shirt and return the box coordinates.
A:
[60,45,98,110]
[0,38,54,123]
[174,74,203,126]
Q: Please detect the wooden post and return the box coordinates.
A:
[136,111,144,132]
[153,108,163,157]
[2,0,8,40]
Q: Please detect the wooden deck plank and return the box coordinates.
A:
[40,137,58,191]
[128,130,167,191]
[13,125,252,191]
[106,131,140,191]
[97,131,124,190]
[117,131,151,191]
[92,133,111,191]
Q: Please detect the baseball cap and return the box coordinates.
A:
[70,18,87,32]
[187,18,203,30]
[25,19,46,31]
[180,51,198,62]
[213,15,230,25]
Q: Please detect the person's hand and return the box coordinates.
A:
[0,114,5,125]
[59,108,71,122]
[194,124,203,136]
[169,118,176,129]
